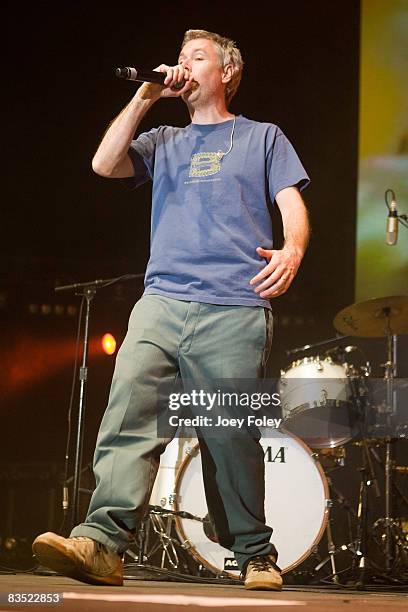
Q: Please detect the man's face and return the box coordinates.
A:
[178,38,228,105]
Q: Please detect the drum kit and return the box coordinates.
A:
[125,295,408,585]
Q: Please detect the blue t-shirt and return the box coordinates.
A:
[128,115,310,308]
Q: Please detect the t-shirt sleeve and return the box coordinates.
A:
[127,127,159,188]
[266,126,310,202]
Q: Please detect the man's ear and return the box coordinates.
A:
[221,64,234,84]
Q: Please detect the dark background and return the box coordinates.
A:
[3,0,406,567]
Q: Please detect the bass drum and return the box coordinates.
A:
[174,431,329,577]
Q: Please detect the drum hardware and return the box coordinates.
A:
[143,508,181,570]
[394,466,408,475]
[148,506,203,570]
[333,295,408,579]
[285,334,352,357]
[125,437,201,574]
[343,439,408,584]
[351,440,383,586]
[314,498,341,583]
[313,446,346,469]
[363,442,408,575]
[125,504,204,574]
[312,473,358,583]
[395,421,408,439]
[281,295,408,585]
[323,511,339,583]
[371,517,408,568]
[327,477,357,522]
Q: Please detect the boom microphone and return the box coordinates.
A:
[115,67,186,90]
[386,197,398,246]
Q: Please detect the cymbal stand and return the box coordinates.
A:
[312,499,339,583]
[368,446,408,510]
[313,472,358,583]
[368,444,408,573]
[353,441,381,586]
[381,309,397,572]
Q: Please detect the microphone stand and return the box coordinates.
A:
[55,273,144,529]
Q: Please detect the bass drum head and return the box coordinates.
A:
[174,430,329,578]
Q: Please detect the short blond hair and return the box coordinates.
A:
[181,29,244,105]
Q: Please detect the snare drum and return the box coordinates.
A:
[279,356,358,448]
[174,431,329,577]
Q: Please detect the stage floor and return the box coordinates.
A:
[0,574,407,611]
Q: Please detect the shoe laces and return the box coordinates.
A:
[71,536,115,557]
[248,555,281,573]
[71,536,110,559]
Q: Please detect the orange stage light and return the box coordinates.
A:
[101,333,117,355]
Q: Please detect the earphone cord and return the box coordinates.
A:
[222,115,236,157]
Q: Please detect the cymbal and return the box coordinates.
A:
[333,295,408,337]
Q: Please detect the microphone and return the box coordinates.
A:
[62,485,69,511]
[386,198,398,245]
[115,67,186,90]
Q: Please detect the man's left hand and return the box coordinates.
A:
[249,245,302,299]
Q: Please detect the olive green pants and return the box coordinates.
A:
[70,294,277,569]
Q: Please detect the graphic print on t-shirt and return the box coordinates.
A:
[189,151,222,178]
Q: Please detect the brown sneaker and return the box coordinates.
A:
[32,532,123,586]
[244,555,283,590]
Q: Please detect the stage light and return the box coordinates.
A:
[66,305,77,316]
[41,304,52,315]
[102,333,116,355]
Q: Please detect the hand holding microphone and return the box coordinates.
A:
[116,63,195,99]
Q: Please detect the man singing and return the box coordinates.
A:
[33,29,310,590]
